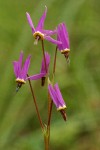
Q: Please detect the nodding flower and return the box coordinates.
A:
[57,23,70,62]
[13,51,46,91]
[40,52,50,86]
[48,81,67,121]
[26,6,61,45]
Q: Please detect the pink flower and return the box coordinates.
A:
[57,23,70,61]
[48,82,67,121]
[26,6,61,45]
[13,52,46,90]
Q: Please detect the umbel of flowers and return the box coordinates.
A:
[13,6,70,150]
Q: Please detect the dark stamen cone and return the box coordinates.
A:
[64,52,70,61]
[16,83,22,92]
[41,77,46,86]
[60,109,67,121]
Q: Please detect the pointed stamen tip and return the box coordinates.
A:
[66,58,70,65]
[16,86,20,92]
[60,109,67,121]
[63,53,70,64]
[16,82,22,92]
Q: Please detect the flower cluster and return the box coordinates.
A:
[13,6,70,121]
[26,6,70,59]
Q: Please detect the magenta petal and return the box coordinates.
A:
[57,23,70,50]
[43,29,57,35]
[40,52,50,74]
[26,12,35,33]
[45,36,62,45]
[48,84,59,108]
[57,33,63,50]
[13,61,19,78]
[61,23,69,49]
[21,55,31,79]
[62,23,70,48]
[36,6,47,31]
[13,52,31,82]
[13,52,24,79]
[54,83,66,107]
[27,73,46,80]
[48,83,66,109]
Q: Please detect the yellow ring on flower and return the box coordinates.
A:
[33,31,44,40]
[61,49,70,54]
[16,78,26,84]
[57,105,67,111]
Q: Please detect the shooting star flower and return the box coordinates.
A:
[48,81,67,121]
[26,6,61,45]
[57,23,70,62]
[13,51,46,91]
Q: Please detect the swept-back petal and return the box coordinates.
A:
[57,23,70,50]
[45,36,62,45]
[43,29,57,36]
[40,52,50,74]
[27,72,46,80]
[54,83,66,107]
[26,12,35,33]
[13,52,23,79]
[61,23,69,49]
[57,29,63,50]
[36,6,47,31]
[13,61,19,78]
[48,84,59,108]
[21,55,31,79]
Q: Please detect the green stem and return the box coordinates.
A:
[47,46,58,128]
[53,46,58,76]
[27,74,44,130]
[44,131,49,150]
[46,46,58,149]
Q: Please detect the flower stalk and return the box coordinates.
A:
[27,74,44,130]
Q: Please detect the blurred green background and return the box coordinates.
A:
[0,0,100,150]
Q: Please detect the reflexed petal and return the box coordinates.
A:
[57,32,63,50]
[54,83,66,107]
[48,84,59,108]
[61,23,69,48]
[36,6,47,31]
[48,83,66,110]
[62,23,70,48]
[57,23,70,50]
[40,52,50,73]
[26,12,35,33]
[13,61,19,78]
[45,36,62,45]
[13,52,24,79]
[21,55,31,79]
[27,73,46,80]
[43,29,57,35]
